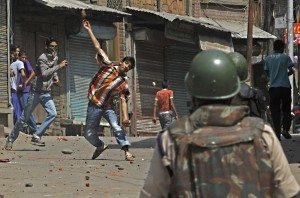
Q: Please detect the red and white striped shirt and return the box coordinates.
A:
[88,49,130,108]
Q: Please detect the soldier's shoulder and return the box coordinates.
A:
[240,116,265,131]
[168,115,192,134]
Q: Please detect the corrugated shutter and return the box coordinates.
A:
[135,41,164,134]
[165,44,199,117]
[68,35,98,121]
[0,0,9,108]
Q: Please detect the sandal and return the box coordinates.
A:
[125,152,135,161]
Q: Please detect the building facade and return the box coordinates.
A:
[1,0,275,136]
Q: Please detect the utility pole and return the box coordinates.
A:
[287,0,295,133]
[287,0,294,106]
[246,0,254,86]
[287,0,294,59]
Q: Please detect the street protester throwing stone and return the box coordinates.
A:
[82,19,135,161]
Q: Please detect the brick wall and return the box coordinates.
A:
[193,0,201,17]
[198,4,248,22]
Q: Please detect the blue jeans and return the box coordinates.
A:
[11,91,21,124]
[159,111,175,130]
[17,92,37,133]
[84,102,131,148]
[8,92,57,143]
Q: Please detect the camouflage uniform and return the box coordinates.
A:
[140,105,300,198]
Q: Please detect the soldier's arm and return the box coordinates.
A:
[263,125,300,197]
[140,142,171,197]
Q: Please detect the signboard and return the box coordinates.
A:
[275,16,286,29]
[284,24,300,45]
[294,23,300,34]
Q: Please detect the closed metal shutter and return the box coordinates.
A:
[68,36,99,121]
[0,0,9,108]
[165,44,199,117]
[135,41,164,134]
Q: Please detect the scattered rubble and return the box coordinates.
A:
[61,149,73,154]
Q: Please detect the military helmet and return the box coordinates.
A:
[228,52,248,82]
[185,49,240,100]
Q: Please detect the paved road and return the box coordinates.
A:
[0,134,156,198]
[0,133,300,198]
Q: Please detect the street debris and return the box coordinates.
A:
[61,149,73,154]
[0,158,10,163]
[57,137,68,141]
[25,183,33,187]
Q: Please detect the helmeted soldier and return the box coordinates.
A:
[140,49,299,198]
[229,52,271,123]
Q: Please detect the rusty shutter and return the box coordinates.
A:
[135,41,164,134]
[165,44,199,117]
[68,35,99,121]
[0,0,9,108]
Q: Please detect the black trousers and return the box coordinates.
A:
[269,87,292,139]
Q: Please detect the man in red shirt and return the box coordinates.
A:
[83,20,135,161]
[152,80,179,130]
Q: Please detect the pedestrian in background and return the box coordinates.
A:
[82,20,135,161]
[264,39,294,140]
[5,37,68,150]
[9,46,25,124]
[140,49,299,198]
[17,50,37,134]
[152,80,178,130]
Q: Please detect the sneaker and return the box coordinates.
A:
[31,135,45,146]
[125,152,135,161]
[92,144,108,160]
[4,141,13,151]
[282,131,292,139]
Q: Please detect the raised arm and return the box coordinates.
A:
[82,20,101,52]
[82,20,112,67]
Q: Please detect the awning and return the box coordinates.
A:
[199,18,276,39]
[125,6,230,32]
[125,6,276,39]
[34,0,130,16]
